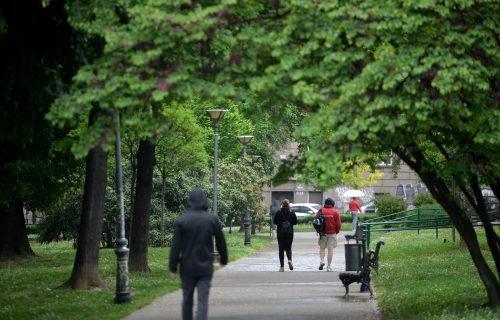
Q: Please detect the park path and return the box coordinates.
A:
[123,231,381,320]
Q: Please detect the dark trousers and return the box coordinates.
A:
[277,233,293,267]
[181,275,212,320]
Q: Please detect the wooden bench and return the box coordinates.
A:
[339,240,385,297]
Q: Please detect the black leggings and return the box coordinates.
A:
[277,234,293,267]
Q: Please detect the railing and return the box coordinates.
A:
[360,208,459,247]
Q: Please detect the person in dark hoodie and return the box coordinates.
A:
[169,188,228,320]
[272,198,297,272]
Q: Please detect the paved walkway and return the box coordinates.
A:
[123,232,381,320]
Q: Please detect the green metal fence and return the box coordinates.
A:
[360,208,456,247]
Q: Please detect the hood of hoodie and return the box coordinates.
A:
[187,188,209,211]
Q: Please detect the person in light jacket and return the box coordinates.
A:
[169,188,228,320]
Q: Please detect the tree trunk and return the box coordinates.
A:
[0,200,35,261]
[417,168,500,306]
[125,137,137,239]
[160,172,166,247]
[469,175,500,274]
[61,144,108,289]
[129,139,155,272]
[395,146,500,306]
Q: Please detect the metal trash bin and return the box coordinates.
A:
[345,243,362,271]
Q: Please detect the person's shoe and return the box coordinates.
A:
[319,262,325,270]
[327,266,333,272]
[288,260,294,270]
[279,266,284,272]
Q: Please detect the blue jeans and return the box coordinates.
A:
[351,212,359,231]
[181,275,212,320]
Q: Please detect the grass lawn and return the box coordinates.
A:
[371,229,500,320]
[0,232,271,320]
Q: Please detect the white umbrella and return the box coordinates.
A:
[342,190,365,198]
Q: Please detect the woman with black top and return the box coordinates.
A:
[272,199,298,272]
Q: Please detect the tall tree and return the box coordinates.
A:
[0,0,90,260]
[62,111,109,289]
[260,2,499,305]
[129,139,155,272]
[155,105,208,246]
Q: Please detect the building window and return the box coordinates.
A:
[378,151,393,166]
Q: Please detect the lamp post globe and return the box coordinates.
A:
[236,135,253,157]
[236,135,254,246]
[205,109,227,218]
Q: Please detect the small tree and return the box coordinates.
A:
[341,162,384,190]
[413,193,438,208]
[375,194,407,217]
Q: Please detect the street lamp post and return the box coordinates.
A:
[205,109,227,218]
[113,112,131,304]
[237,135,254,246]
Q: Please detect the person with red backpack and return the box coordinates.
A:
[315,198,341,272]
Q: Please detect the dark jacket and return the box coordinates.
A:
[273,207,298,235]
[169,189,228,276]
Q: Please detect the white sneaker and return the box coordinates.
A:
[327,266,333,272]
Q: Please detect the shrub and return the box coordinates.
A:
[149,210,179,247]
[38,193,81,243]
[25,224,39,236]
[375,194,407,217]
[413,192,438,207]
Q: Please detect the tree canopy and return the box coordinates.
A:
[7,0,499,305]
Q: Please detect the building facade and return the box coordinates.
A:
[262,142,423,213]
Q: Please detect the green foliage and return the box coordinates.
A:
[413,192,438,207]
[375,194,407,217]
[340,162,384,190]
[37,193,81,243]
[25,224,40,236]
[218,158,267,226]
[36,0,499,303]
[155,168,211,214]
[149,210,177,247]
[38,185,120,248]
[372,230,499,320]
[0,0,90,212]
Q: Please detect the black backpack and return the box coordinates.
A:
[313,210,325,235]
[279,219,292,236]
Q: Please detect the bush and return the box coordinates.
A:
[38,193,81,243]
[375,194,407,217]
[413,192,438,207]
[149,210,179,247]
[25,224,39,236]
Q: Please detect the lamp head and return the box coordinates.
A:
[236,135,254,145]
[205,109,228,124]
